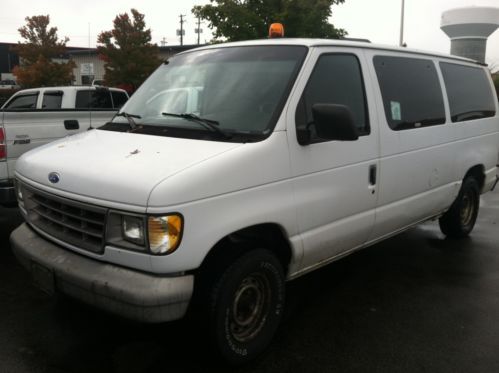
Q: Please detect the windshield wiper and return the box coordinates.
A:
[162,112,231,139]
[115,112,142,130]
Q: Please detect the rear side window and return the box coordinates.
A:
[75,90,113,109]
[296,53,369,143]
[42,91,63,109]
[440,62,496,122]
[111,91,128,109]
[374,56,445,130]
[4,93,38,109]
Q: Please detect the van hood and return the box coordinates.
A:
[16,129,242,207]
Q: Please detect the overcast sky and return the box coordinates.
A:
[0,0,498,69]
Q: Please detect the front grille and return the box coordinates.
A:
[22,184,107,254]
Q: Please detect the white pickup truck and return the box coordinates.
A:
[0,86,128,206]
[0,79,20,90]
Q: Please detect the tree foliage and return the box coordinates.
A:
[97,9,161,93]
[192,0,347,42]
[12,15,75,88]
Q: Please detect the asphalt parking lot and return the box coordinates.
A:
[1,186,498,373]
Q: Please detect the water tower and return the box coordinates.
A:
[441,6,499,63]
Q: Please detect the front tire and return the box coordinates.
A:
[439,177,480,238]
[208,249,285,365]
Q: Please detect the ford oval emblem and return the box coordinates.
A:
[48,172,60,184]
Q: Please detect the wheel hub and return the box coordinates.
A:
[230,273,270,342]
[460,189,476,227]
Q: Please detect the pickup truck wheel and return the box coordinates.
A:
[209,249,285,365]
[439,177,480,238]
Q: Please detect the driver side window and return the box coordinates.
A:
[295,53,369,144]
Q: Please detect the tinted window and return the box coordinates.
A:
[111,91,128,109]
[440,62,496,122]
[42,91,63,109]
[75,90,113,109]
[5,93,38,109]
[296,54,369,142]
[374,56,445,130]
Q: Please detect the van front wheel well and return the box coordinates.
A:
[189,224,292,309]
[464,165,485,192]
[188,225,291,363]
[196,224,292,280]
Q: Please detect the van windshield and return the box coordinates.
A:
[103,45,307,142]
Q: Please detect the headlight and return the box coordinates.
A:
[122,215,145,245]
[106,212,147,252]
[148,214,183,254]
[107,212,183,255]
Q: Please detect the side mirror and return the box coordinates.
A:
[312,103,359,142]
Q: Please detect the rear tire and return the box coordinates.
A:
[439,177,480,238]
[208,248,285,365]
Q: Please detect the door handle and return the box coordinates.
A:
[64,120,79,130]
[369,164,377,186]
[13,135,31,145]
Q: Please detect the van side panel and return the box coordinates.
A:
[145,131,303,276]
[439,60,499,192]
[454,118,499,190]
[452,112,499,193]
[365,50,459,240]
[366,51,499,241]
[285,47,379,271]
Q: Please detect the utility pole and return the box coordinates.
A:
[399,0,405,47]
[178,14,186,46]
[195,16,203,45]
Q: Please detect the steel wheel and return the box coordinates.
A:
[459,187,478,228]
[230,273,271,342]
[208,248,285,365]
[439,177,480,238]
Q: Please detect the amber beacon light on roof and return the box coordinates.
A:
[269,23,284,38]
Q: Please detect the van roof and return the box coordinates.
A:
[177,38,482,66]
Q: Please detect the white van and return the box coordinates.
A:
[10,39,499,364]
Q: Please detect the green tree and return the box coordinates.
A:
[97,9,161,93]
[12,15,75,87]
[192,0,347,42]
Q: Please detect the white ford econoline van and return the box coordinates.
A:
[10,39,499,364]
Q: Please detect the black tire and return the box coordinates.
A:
[208,249,285,365]
[439,177,480,238]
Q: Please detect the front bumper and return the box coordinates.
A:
[10,223,194,323]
